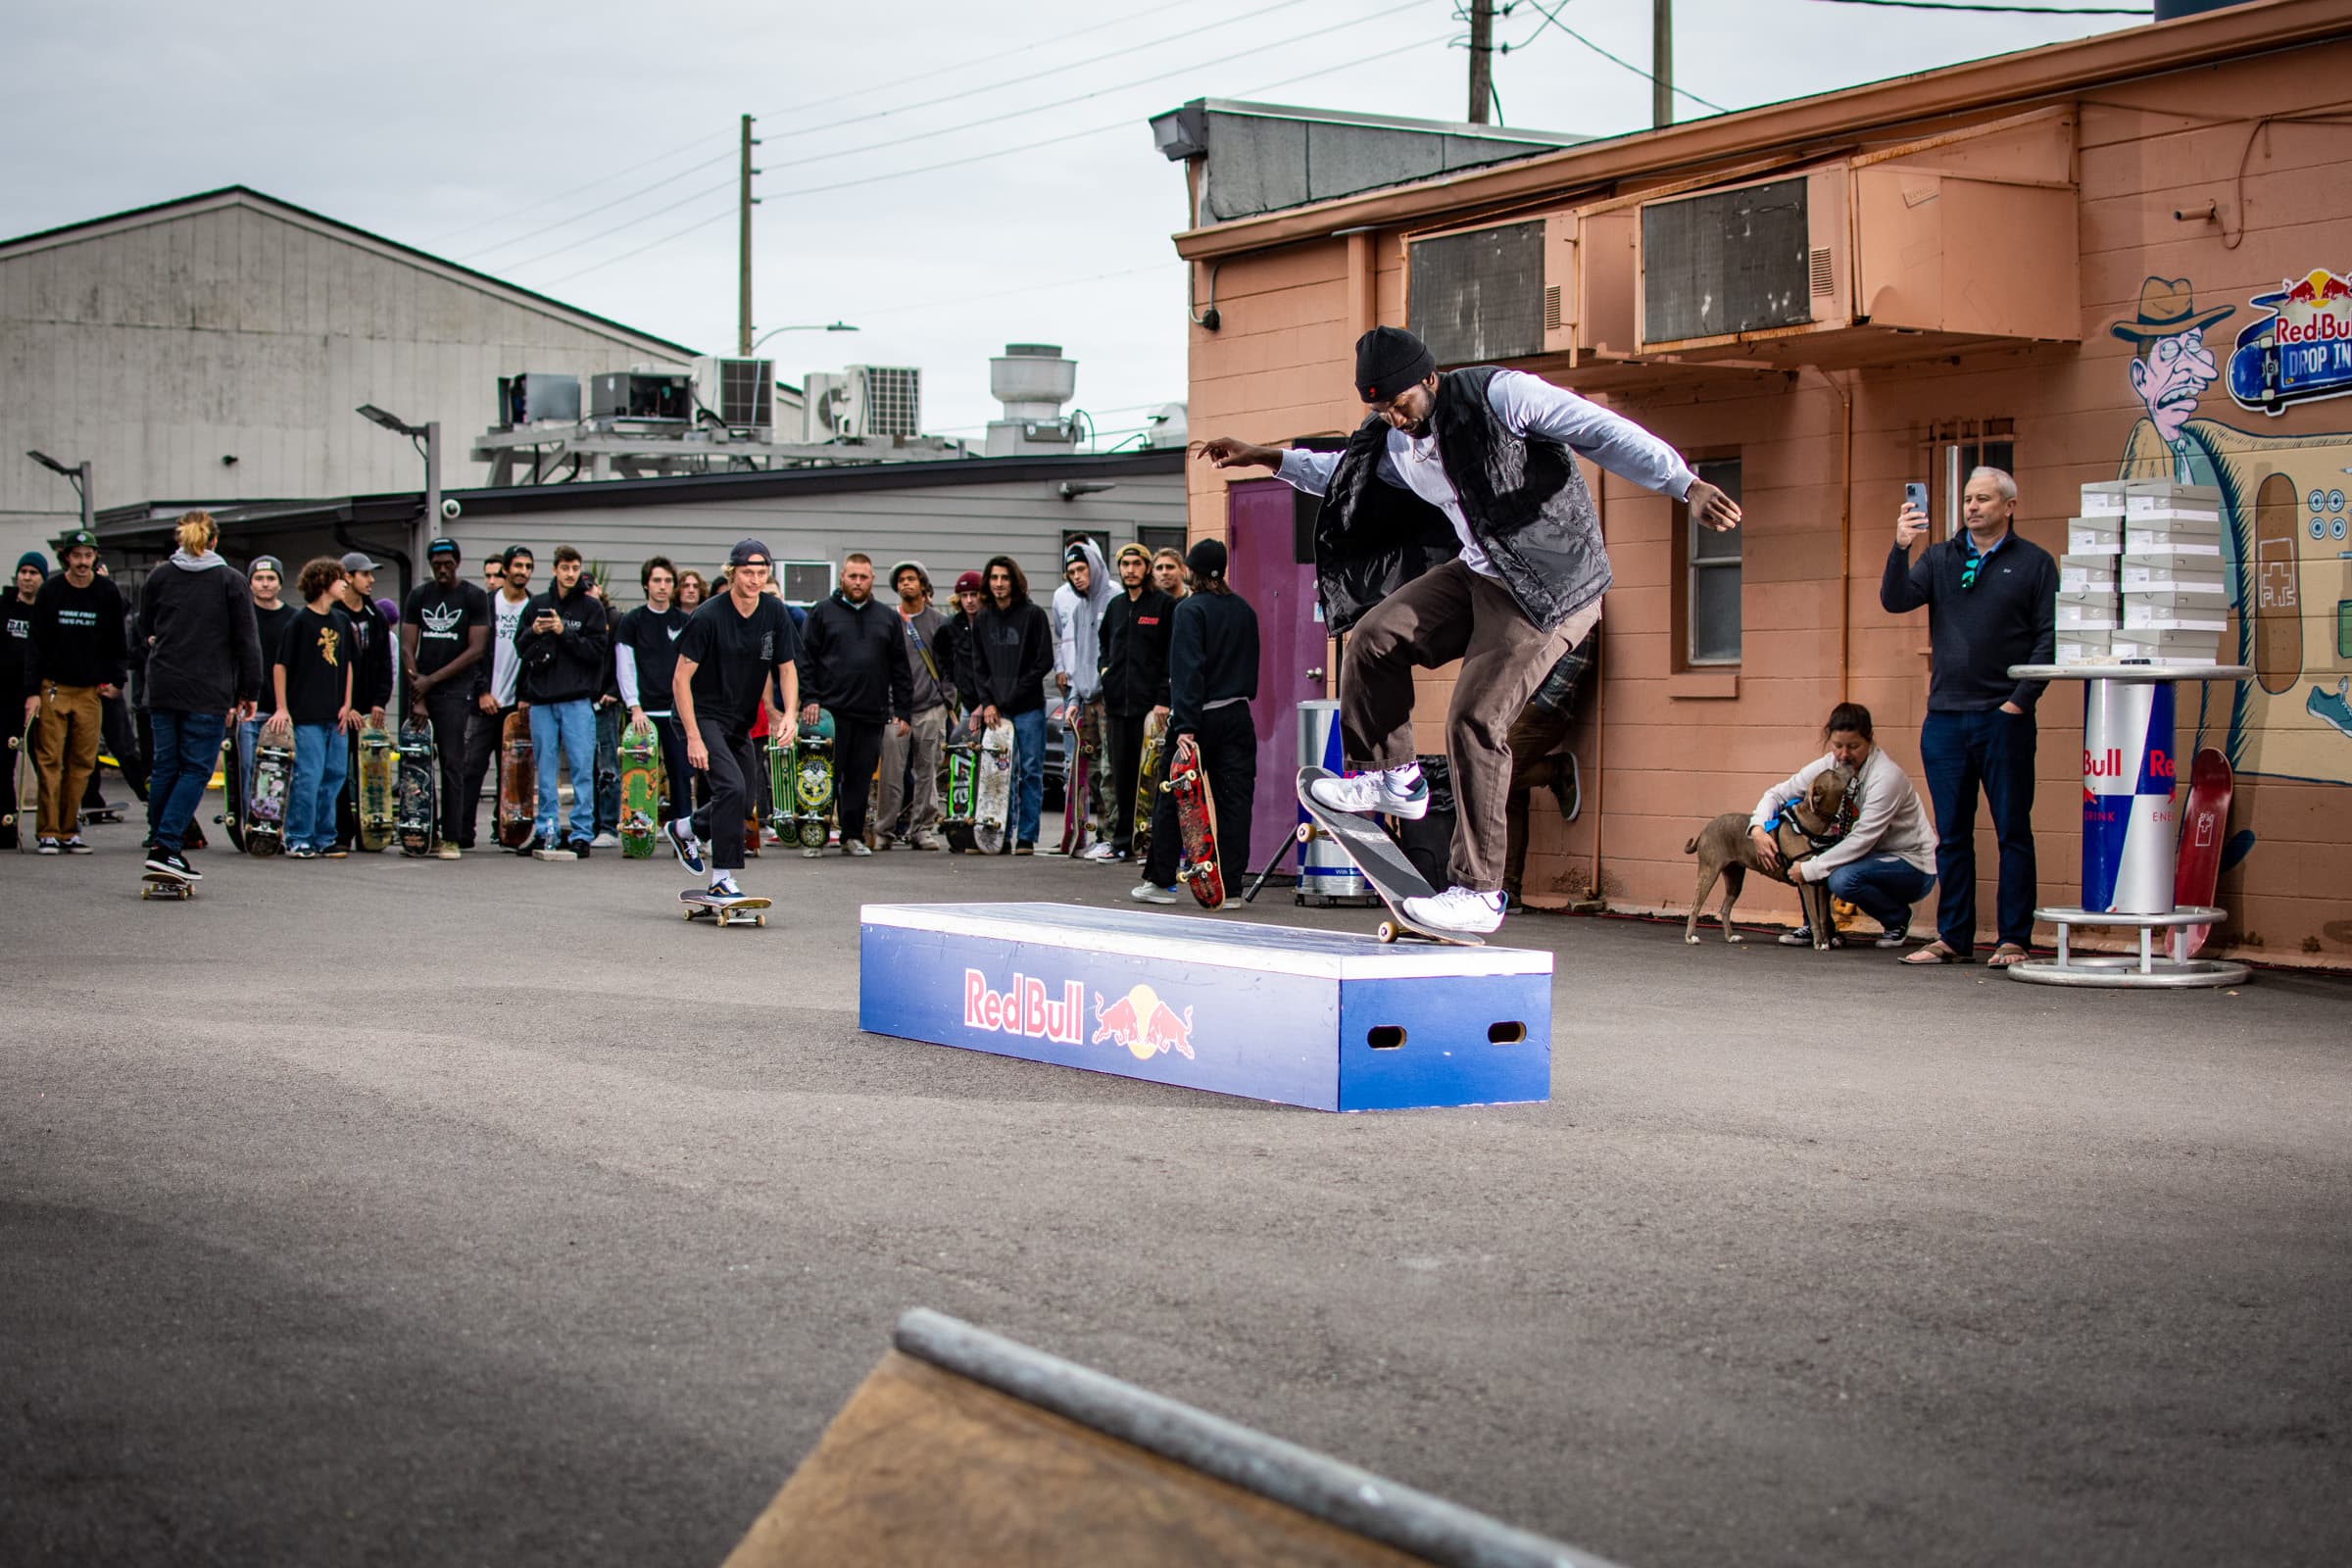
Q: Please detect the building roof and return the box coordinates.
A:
[0,185,700,361]
[1172,0,2352,258]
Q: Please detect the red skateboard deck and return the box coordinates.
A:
[2175,747,2233,956]
[1162,735,1223,908]
[497,710,535,849]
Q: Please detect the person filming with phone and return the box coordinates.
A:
[1880,467,2056,968]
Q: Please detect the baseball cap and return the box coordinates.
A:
[57,529,97,558]
[1115,543,1150,565]
[339,550,380,573]
[248,554,283,577]
[728,536,773,567]
[426,537,461,560]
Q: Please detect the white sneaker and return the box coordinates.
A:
[1081,842,1118,861]
[1129,882,1177,906]
[591,830,619,849]
[1308,765,1430,820]
[1399,885,1506,935]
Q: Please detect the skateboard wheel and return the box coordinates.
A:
[1377,921,1399,943]
[754,914,767,927]
[1295,822,1312,844]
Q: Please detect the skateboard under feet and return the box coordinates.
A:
[1296,766,1483,946]
[679,889,771,928]
[140,869,194,902]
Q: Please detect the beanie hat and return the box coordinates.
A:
[16,550,47,579]
[248,554,283,578]
[887,559,930,594]
[1062,541,1090,566]
[728,537,772,568]
[1354,324,1436,404]
[954,570,984,595]
[1185,538,1228,578]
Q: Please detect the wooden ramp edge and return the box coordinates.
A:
[721,1308,1621,1568]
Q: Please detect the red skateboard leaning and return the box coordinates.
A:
[2174,747,2233,957]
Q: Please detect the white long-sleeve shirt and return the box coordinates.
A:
[1275,369,1697,578]
[1750,746,1936,881]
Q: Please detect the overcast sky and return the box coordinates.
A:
[2,0,2138,447]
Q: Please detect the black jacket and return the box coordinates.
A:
[138,552,264,713]
[1168,588,1258,736]
[934,612,980,713]
[336,592,394,712]
[797,591,912,724]
[514,583,611,706]
[25,573,128,691]
[1097,587,1175,716]
[972,600,1054,715]
[1316,365,1606,634]
[1881,531,2059,712]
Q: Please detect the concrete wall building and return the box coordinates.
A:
[1162,0,2352,966]
[0,186,698,566]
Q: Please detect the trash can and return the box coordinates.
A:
[1295,700,1375,906]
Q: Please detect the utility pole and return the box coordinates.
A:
[1653,0,1674,130]
[1467,0,1494,125]
[738,114,760,357]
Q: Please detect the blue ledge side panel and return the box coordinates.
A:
[1335,973,1552,1111]
[860,921,1342,1109]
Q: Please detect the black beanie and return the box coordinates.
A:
[1185,538,1228,578]
[1354,325,1435,403]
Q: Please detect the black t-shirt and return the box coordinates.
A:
[616,604,689,712]
[402,580,491,681]
[251,602,297,713]
[277,606,354,726]
[676,593,800,732]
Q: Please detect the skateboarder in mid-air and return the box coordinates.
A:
[1197,325,1739,935]
[665,538,801,903]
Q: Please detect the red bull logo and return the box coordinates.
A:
[1092,983,1197,1061]
[963,969,1085,1046]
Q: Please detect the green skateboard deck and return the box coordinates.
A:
[619,714,662,858]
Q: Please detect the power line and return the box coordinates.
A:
[765,0,1176,123]
[1805,0,2149,11]
[502,175,740,277]
[535,200,742,288]
[457,150,740,263]
[1501,0,1728,114]
[423,135,732,248]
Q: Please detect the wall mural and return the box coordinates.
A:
[2115,275,2352,789]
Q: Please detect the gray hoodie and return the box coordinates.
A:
[1051,537,1114,704]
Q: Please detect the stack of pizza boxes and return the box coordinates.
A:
[2116,480,2227,662]
[2056,480,2126,665]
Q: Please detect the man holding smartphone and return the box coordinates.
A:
[513,544,610,857]
[1881,467,2057,966]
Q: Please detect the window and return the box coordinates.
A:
[1683,457,1742,666]
[1061,529,1111,564]
[779,562,833,606]
[1924,418,2015,539]
[1136,524,1187,559]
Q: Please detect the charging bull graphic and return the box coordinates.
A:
[1092,985,1196,1061]
[2115,276,2352,790]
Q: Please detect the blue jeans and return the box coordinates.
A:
[530,699,596,843]
[288,723,350,852]
[1011,707,1047,847]
[1824,854,1936,935]
[146,709,224,854]
[1920,708,2037,954]
[237,715,263,805]
[593,701,621,835]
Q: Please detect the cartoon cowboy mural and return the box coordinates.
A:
[2116,276,2352,783]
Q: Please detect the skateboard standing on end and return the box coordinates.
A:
[971,717,1014,855]
[1297,765,1484,946]
[2175,747,2234,957]
[356,719,396,852]
[765,730,799,843]
[1054,714,1090,857]
[941,724,980,853]
[396,717,436,856]
[679,888,771,928]
[217,732,249,853]
[497,710,536,850]
[1129,710,1167,865]
[244,734,294,857]
[9,733,36,852]
[795,711,837,852]
[1160,734,1224,908]
[618,714,662,858]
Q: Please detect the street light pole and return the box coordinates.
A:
[748,321,859,354]
[24,451,92,533]
[423,421,442,542]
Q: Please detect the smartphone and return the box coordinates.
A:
[1904,482,1931,518]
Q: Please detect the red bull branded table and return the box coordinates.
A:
[2005,663,2253,989]
[858,903,1552,1111]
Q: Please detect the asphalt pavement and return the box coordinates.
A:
[3,818,2347,1567]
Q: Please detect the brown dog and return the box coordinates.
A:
[1682,765,1856,948]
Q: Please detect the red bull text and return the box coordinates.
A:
[963,969,1086,1046]
[2081,680,2179,914]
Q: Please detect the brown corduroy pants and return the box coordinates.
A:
[1338,560,1601,893]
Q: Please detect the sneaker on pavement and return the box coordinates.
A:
[870,835,894,852]
[1398,885,1506,935]
[664,818,706,875]
[144,850,200,881]
[1308,765,1430,820]
[1777,925,1815,947]
[590,830,619,849]
[567,836,594,858]
[1129,882,1177,905]
[844,839,874,858]
[1081,842,1119,862]
[436,843,463,860]
[1874,925,1911,950]
[1014,841,1036,856]
[287,845,318,859]
[61,836,93,855]
[36,838,61,855]
[910,831,946,852]
[319,846,349,858]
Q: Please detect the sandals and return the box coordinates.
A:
[1900,940,1972,965]
[1986,943,2031,969]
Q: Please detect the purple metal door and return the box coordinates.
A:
[1225,478,1325,862]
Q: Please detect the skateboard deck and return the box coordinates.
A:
[497,710,535,849]
[942,729,980,853]
[765,734,798,841]
[1297,766,1483,946]
[1130,710,1167,864]
[140,868,194,901]
[973,718,1014,856]
[2175,747,2234,956]
[356,721,396,852]
[396,718,436,856]
[1055,714,1089,856]
[245,735,293,857]
[619,715,662,858]
[680,889,771,928]
[8,733,35,849]
[796,729,836,851]
[217,731,248,853]
[1162,735,1224,908]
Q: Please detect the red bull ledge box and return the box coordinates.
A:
[858,903,1552,1111]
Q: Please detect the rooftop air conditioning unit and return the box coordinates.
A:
[589,370,692,422]
[804,366,923,440]
[691,356,775,433]
[498,372,581,427]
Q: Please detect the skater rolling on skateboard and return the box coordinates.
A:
[136,511,264,884]
[667,538,801,904]
[401,538,493,859]
[1131,539,1258,906]
[1197,325,1739,935]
